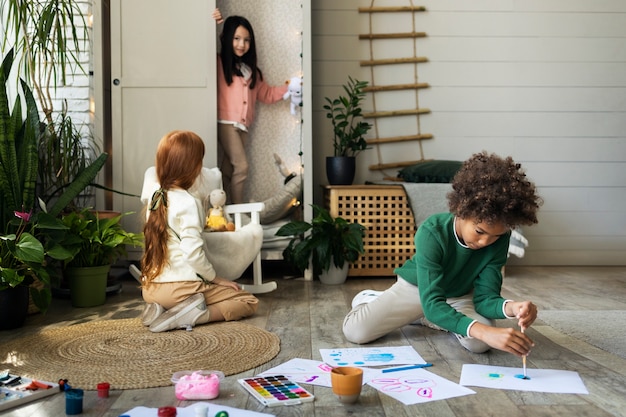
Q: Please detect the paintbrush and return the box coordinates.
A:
[522,327,528,379]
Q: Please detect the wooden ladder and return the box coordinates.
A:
[359,3,432,178]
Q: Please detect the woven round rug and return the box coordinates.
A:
[0,318,280,390]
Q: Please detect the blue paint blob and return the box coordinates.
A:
[353,361,365,365]
[514,374,531,380]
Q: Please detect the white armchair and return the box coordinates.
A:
[135,167,277,294]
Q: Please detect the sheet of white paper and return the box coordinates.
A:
[367,368,475,405]
[121,403,274,417]
[259,358,379,387]
[259,358,335,387]
[320,345,426,367]
[459,364,589,394]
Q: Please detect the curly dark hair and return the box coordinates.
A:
[447,151,542,227]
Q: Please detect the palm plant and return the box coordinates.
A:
[1,1,102,209]
[0,0,87,130]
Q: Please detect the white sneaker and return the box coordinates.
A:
[129,264,143,284]
[141,303,165,326]
[149,294,207,333]
[351,290,384,308]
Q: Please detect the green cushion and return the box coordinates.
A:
[398,160,463,183]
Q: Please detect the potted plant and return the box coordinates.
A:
[323,76,372,185]
[0,213,68,327]
[0,49,78,325]
[1,0,87,131]
[1,1,102,211]
[275,205,365,284]
[38,110,101,211]
[54,208,143,307]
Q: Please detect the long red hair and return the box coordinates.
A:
[141,131,205,285]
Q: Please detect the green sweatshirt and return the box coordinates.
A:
[394,212,510,336]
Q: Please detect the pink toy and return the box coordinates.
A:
[171,370,224,400]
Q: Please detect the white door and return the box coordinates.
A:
[110,0,217,248]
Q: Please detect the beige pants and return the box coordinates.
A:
[217,123,249,204]
[342,277,494,353]
[143,280,258,321]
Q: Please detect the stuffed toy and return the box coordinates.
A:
[283,76,303,116]
[206,189,235,232]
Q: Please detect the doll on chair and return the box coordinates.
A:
[206,189,235,232]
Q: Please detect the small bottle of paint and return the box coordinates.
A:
[157,406,177,417]
[194,404,208,417]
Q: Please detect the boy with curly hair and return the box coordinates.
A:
[343,151,543,356]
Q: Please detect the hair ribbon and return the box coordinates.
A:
[149,188,167,211]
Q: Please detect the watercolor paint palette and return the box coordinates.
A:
[238,375,315,407]
[0,375,59,412]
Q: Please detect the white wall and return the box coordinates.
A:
[312,0,626,265]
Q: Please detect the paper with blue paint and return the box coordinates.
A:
[459,364,589,394]
[320,346,426,367]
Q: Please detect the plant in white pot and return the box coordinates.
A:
[323,76,372,185]
[275,205,365,284]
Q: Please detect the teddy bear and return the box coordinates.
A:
[206,189,235,232]
[283,76,303,116]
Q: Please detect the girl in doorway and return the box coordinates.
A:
[140,130,258,332]
[213,9,288,204]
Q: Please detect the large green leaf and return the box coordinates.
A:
[48,152,108,217]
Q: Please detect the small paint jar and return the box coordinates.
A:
[157,406,177,417]
[97,382,110,398]
[194,404,208,417]
[65,388,84,415]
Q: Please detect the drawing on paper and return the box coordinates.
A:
[460,364,589,394]
[259,358,335,387]
[367,368,475,405]
[320,346,426,367]
[370,376,437,398]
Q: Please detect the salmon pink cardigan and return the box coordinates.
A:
[217,55,288,129]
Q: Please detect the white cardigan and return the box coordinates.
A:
[141,167,222,283]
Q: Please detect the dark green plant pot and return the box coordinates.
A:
[326,156,356,185]
[0,285,29,329]
[66,265,111,308]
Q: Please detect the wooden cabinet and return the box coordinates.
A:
[323,185,416,277]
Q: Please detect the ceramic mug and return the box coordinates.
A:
[330,366,363,404]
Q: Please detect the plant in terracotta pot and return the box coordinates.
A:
[323,76,372,185]
[54,208,143,307]
[275,204,365,284]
